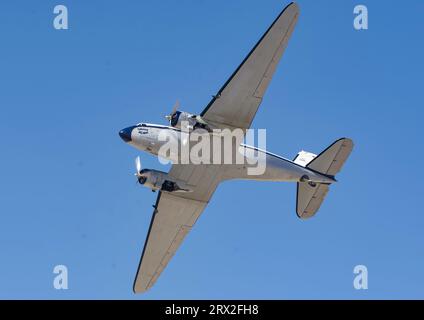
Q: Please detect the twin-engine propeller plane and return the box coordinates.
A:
[119,2,353,293]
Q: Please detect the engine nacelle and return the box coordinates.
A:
[137,169,192,193]
[170,111,211,131]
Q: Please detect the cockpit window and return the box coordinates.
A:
[136,123,148,134]
[137,127,148,134]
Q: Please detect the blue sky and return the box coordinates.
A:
[0,0,423,299]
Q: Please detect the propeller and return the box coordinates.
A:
[134,156,144,184]
[165,100,180,123]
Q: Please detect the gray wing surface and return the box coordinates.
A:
[133,164,222,293]
[200,2,299,130]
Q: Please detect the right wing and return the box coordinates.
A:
[133,164,222,293]
[200,2,299,130]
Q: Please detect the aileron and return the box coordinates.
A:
[200,2,299,130]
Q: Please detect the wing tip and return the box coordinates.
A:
[288,2,300,13]
[133,281,150,294]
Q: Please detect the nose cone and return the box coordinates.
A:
[119,126,135,142]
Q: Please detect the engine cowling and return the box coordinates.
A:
[137,169,192,193]
[170,111,210,131]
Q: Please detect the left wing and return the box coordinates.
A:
[133,164,222,293]
[200,2,299,130]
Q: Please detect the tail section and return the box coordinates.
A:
[306,138,354,177]
[293,150,317,167]
[296,138,354,219]
[297,182,329,219]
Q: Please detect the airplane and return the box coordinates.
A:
[119,2,353,293]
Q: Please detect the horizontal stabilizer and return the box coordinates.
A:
[296,138,353,219]
[307,138,353,176]
[296,182,329,219]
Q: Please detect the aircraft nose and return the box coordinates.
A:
[119,126,134,142]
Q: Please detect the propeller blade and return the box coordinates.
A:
[165,99,180,121]
[135,156,141,175]
[171,99,180,114]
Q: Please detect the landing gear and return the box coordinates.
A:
[161,180,180,192]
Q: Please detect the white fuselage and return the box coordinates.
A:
[122,123,335,184]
